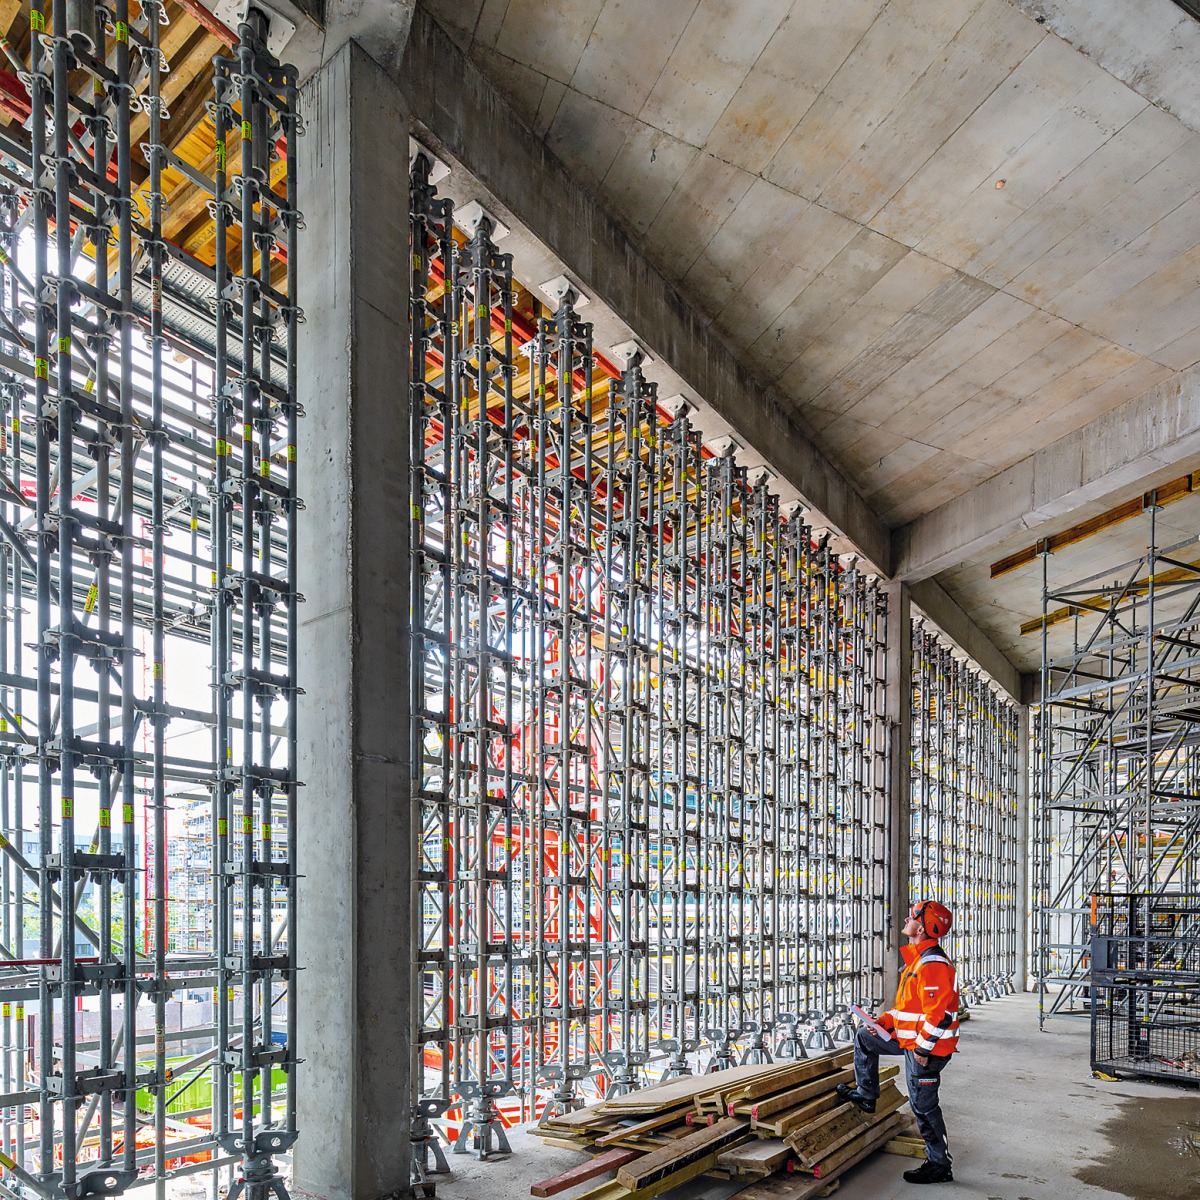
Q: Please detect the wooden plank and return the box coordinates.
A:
[533,1135,593,1152]
[727,1049,853,1106]
[724,1049,852,1110]
[540,1104,619,1129]
[571,1138,754,1200]
[718,1137,791,1177]
[593,1107,690,1147]
[753,1093,839,1138]
[530,1147,641,1198]
[883,1136,927,1159]
[789,1085,906,1167]
[754,1064,898,1135]
[601,1062,782,1113]
[785,1081,893,1154]
[730,1112,905,1198]
[728,1169,822,1200]
[616,1117,750,1191]
[570,1181,629,1200]
[743,1065,854,1118]
[812,1112,907,1179]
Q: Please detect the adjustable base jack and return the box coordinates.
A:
[658,1038,699,1081]
[740,1021,773,1065]
[219,1132,298,1200]
[453,1080,513,1160]
[538,1065,590,1124]
[411,1098,452,1195]
[704,1027,739,1073]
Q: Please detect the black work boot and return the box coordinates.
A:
[834,1082,876,1113]
[903,1159,954,1184]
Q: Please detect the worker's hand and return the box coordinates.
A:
[913,1052,929,1067]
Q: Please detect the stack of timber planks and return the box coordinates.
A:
[530,1046,918,1199]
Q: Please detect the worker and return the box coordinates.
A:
[836,900,959,1185]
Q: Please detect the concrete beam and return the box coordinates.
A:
[909,577,1023,705]
[262,1,417,80]
[398,7,892,573]
[294,41,413,1200]
[893,364,1200,583]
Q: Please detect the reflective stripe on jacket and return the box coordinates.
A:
[877,938,959,1056]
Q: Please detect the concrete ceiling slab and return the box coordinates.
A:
[413,0,1200,677]
[428,0,1200,526]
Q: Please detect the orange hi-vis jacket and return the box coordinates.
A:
[877,938,960,1056]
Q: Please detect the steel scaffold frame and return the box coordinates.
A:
[409,162,891,1170]
[910,625,1020,1005]
[0,6,301,1199]
[1034,513,1200,1027]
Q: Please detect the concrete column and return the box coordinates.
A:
[293,40,413,1200]
[1013,707,1032,991]
[882,582,912,1001]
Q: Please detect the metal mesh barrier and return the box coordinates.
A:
[409,158,891,1163]
[910,624,1021,1003]
[1090,893,1200,1085]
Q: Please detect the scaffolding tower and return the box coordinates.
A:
[410,159,892,1161]
[910,624,1021,1004]
[1034,511,1200,1027]
[0,5,301,1199]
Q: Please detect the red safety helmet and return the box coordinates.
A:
[910,900,953,939]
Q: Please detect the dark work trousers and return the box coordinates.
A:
[852,1026,952,1166]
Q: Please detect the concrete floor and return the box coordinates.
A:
[433,993,1200,1200]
